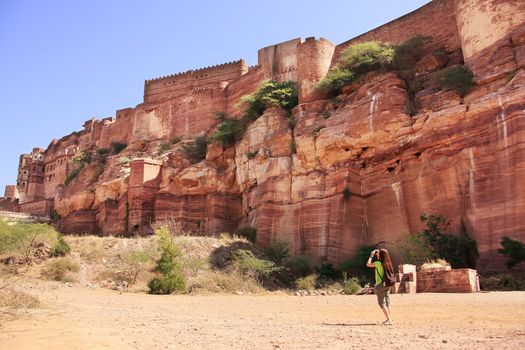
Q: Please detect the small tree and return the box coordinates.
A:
[498,236,525,270]
[182,136,208,163]
[148,227,186,294]
[439,66,474,97]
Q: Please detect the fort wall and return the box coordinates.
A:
[332,0,462,66]
[258,38,301,82]
[143,60,247,105]
[297,37,335,103]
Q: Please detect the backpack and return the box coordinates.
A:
[381,268,396,287]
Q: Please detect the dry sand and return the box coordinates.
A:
[1,280,524,350]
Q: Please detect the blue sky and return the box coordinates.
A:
[0,0,430,190]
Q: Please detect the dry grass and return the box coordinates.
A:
[420,258,451,270]
[40,257,80,282]
[0,288,40,309]
[187,269,262,294]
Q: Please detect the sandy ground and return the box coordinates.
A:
[1,281,524,350]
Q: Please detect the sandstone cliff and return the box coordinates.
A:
[8,0,525,272]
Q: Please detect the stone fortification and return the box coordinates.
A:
[4,0,525,272]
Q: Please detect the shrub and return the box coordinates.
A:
[148,227,186,294]
[235,227,256,243]
[170,136,182,145]
[339,245,376,278]
[0,221,60,264]
[51,234,71,257]
[341,273,362,295]
[73,150,92,164]
[480,273,525,291]
[343,188,351,200]
[110,142,127,154]
[418,214,479,268]
[240,80,298,121]
[295,273,318,290]
[392,35,432,71]
[264,240,290,264]
[118,156,131,164]
[339,41,395,76]
[317,66,355,94]
[316,262,341,280]
[210,118,244,147]
[498,236,525,270]
[41,257,80,282]
[182,136,208,163]
[246,150,259,159]
[439,66,474,97]
[64,165,84,186]
[96,148,109,155]
[127,250,151,284]
[232,249,280,281]
[286,255,313,277]
[395,232,436,267]
[159,143,170,154]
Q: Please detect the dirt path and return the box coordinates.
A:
[1,281,524,349]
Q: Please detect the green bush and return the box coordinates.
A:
[64,165,84,186]
[52,234,71,257]
[417,214,479,268]
[286,255,313,277]
[182,136,208,163]
[159,143,170,154]
[235,227,256,243]
[392,35,432,71]
[295,273,318,290]
[339,245,376,278]
[317,66,355,94]
[396,232,436,267]
[210,118,244,147]
[0,221,59,261]
[264,240,290,264]
[96,148,109,155]
[498,236,525,270]
[110,142,127,154]
[343,188,351,200]
[341,273,362,295]
[73,150,92,164]
[316,262,341,280]
[246,150,259,159]
[439,66,474,96]
[339,41,395,76]
[240,81,298,121]
[170,136,182,145]
[232,249,280,281]
[148,227,186,294]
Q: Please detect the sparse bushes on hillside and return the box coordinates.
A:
[52,233,71,257]
[264,240,290,264]
[182,136,208,163]
[392,35,432,71]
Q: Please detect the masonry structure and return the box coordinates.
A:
[3,0,525,272]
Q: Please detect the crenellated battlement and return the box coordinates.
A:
[145,59,247,84]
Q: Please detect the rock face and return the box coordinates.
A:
[6,0,525,272]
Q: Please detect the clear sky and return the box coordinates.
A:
[0,0,430,191]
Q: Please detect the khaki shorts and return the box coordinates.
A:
[375,284,390,307]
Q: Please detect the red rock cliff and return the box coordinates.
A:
[8,0,525,272]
